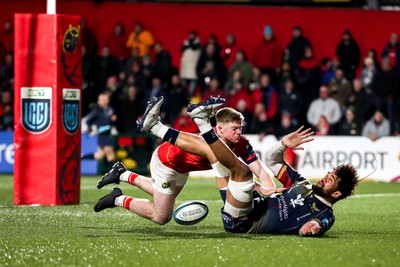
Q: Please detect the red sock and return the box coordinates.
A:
[128,173,139,185]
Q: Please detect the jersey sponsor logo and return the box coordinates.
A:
[310,202,320,213]
[21,87,52,134]
[290,194,305,208]
[62,89,80,134]
[62,24,80,53]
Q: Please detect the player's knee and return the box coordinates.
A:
[153,213,172,225]
[227,179,255,203]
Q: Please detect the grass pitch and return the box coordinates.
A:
[1,175,400,267]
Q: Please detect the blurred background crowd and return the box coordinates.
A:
[1,15,399,141]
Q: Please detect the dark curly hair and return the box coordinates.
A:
[334,164,360,200]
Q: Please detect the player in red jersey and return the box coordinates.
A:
[94,96,278,225]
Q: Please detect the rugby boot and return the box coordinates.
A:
[187,96,225,122]
[136,96,164,133]
[97,161,126,189]
[94,187,123,212]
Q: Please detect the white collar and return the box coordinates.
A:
[314,194,333,208]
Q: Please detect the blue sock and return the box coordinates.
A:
[202,129,219,144]
[162,128,180,145]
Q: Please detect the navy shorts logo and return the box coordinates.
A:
[63,89,80,134]
[21,87,52,134]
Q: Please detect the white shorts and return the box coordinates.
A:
[150,147,189,195]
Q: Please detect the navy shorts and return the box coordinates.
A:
[98,135,112,148]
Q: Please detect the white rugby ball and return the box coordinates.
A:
[173,201,209,225]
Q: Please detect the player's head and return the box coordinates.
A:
[313,164,359,203]
[98,91,111,108]
[215,107,244,144]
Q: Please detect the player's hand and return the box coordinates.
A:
[254,182,286,196]
[282,126,314,150]
[300,220,322,237]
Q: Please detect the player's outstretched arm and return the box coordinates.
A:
[281,126,314,151]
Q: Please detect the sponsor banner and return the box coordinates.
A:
[0,132,96,175]
[191,135,400,182]
[0,132,14,173]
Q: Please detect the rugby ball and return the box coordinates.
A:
[173,201,209,225]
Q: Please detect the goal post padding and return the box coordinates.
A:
[14,14,82,205]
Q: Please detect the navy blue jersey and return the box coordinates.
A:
[221,164,335,236]
[85,105,114,135]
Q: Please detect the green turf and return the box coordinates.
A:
[1,175,400,267]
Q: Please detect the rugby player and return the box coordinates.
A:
[187,96,359,236]
[94,96,277,225]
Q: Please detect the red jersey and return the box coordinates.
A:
[157,133,258,173]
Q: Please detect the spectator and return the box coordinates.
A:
[126,22,154,57]
[201,77,227,102]
[249,66,262,92]
[366,48,381,70]
[0,21,14,63]
[346,78,374,124]
[153,42,172,84]
[278,79,302,125]
[249,103,275,137]
[276,61,295,91]
[81,46,96,116]
[0,52,14,90]
[221,33,238,69]
[228,50,253,87]
[141,54,155,89]
[275,112,297,139]
[307,86,341,128]
[296,46,321,107]
[360,57,377,93]
[327,68,352,111]
[226,81,253,131]
[106,22,129,74]
[335,29,360,81]
[251,73,278,122]
[362,110,390,141]
[371,57,397,124]
[284,26,311,71]
[180,30,201,96]
[167,75,189,124]
[81,17,98,60]
[94,46,117,91]
[117,85,144,133]
[0,90,13,131]
[196,42,226,91]
[252,25,282,83]
[144,76,168,119]
[224,69,243,95]
[124,47,142,76]
[172,106,199,133]
[314,115,331,136]
[381,33,400,79]
[338,108,361,136]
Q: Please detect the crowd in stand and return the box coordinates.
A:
[1,19,400,141]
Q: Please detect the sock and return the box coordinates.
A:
[150,121,169,138]
[114,195,134,209]
[202,129,219,145]
[194,118,212,134]
[162,128,180,145]
[120,171,139,185]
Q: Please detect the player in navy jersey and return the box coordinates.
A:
[188,96,359,237]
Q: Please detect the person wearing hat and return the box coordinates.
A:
[252,25,282,83]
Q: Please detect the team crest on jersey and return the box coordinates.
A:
[63,89,80,134]
[21,87,52,134]
[62,24,80,53]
